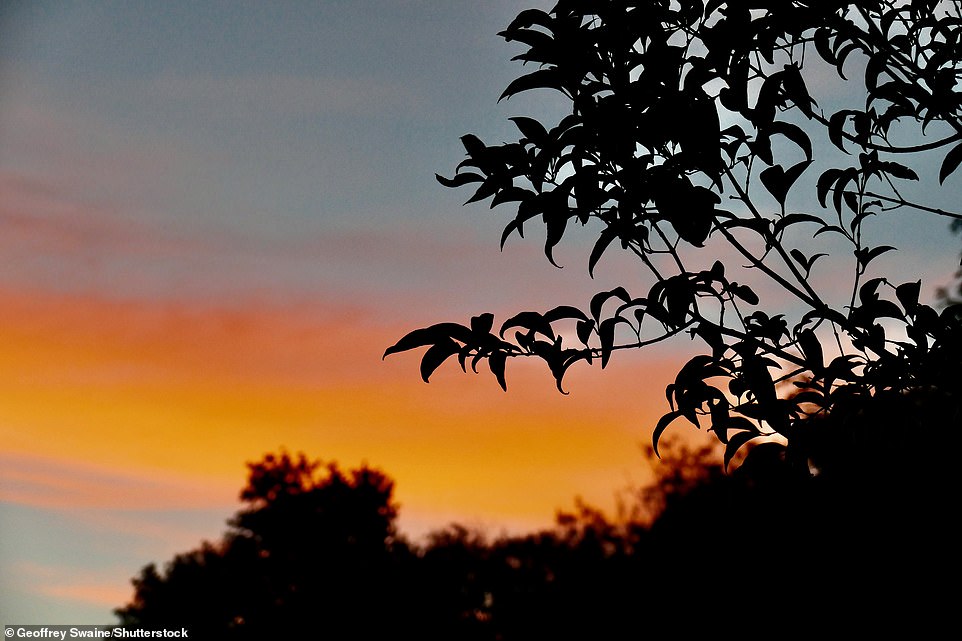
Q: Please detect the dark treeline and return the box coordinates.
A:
[116,387,958,639]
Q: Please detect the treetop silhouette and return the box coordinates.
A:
[116,453,412,638]
[385,0,962,471]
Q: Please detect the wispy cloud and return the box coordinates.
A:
[14,560,140,610]
[0,452,233,511]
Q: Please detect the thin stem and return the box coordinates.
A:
[863,190,962,221]
[810,112,962,153]
[722,166,826,308]
[713,222,815,308]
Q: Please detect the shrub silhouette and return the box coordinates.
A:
[116,452,417,639]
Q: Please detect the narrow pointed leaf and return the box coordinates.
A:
[724,431,761,470]
[652,410,683,458]
[499,68,563,101]
[940,141,962,183]
[419,337,460,383]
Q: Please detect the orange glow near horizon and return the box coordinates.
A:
[0,286,692,540]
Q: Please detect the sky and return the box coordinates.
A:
[1,0,961,626]
[0,0,686,624]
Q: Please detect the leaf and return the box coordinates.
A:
[814,224,848,239]
[790,249,827,276]
[544,305,590,323]
[510,116,549,143]
[896,280,921,312]
[712,414,757,445]
[460,133,487,157]
[499,68,563,101]
[940,141,962,184]
[500,219,522,248]
[832,169,858,215]
[864,48,887,91]
[576,319,594,345]
[383,323,473,359]
[501,8,552,34]
[470,313,495,336]
[731,284,759,305]
[543,208,569,267]
[488,352,508,391]
[724,430,761,471]
[816,168,843,208]
[693,322,725,359]
[588,227,618,277]
[858,277,884,304]
[420,337,460,383]
[833,41,860,79]
[797,328,823,371]
[760,165,788,204]
[500,311,554,340]
[772,213,824,237]
[842,190,859,214]
[781,63,816,118]
[652,410,683,458]
[828,110,854,152]
[710,260,725,280]
[590,287,631,322]
[804,253,827,275]
[435,172,483,188]
[490,186,531,208]
[856,245,896,268]
[754,71,784,125]
[464,179,501,205]
[760,161,812,207]
[877,161,918,181]
[813,27,835,66]
[768,121,813,161]
[599,317,626,368]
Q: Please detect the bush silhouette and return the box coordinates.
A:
[117,452,418,639]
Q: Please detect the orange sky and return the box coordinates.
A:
[0,286,691,541]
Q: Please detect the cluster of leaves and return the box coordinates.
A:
[386,0,962,468]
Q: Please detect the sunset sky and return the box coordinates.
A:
[2,0,960,625]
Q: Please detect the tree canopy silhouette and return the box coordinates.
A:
[116,453,416,639]
[385,0,962,477]
[118,442,952,638]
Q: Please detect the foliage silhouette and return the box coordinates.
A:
[116,452,419,639]
[117,438,952,638]
[115,447,728,638]
[385,0,962,477]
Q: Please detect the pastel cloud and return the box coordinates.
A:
[0,451,234,511]
[11,561,135,612]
